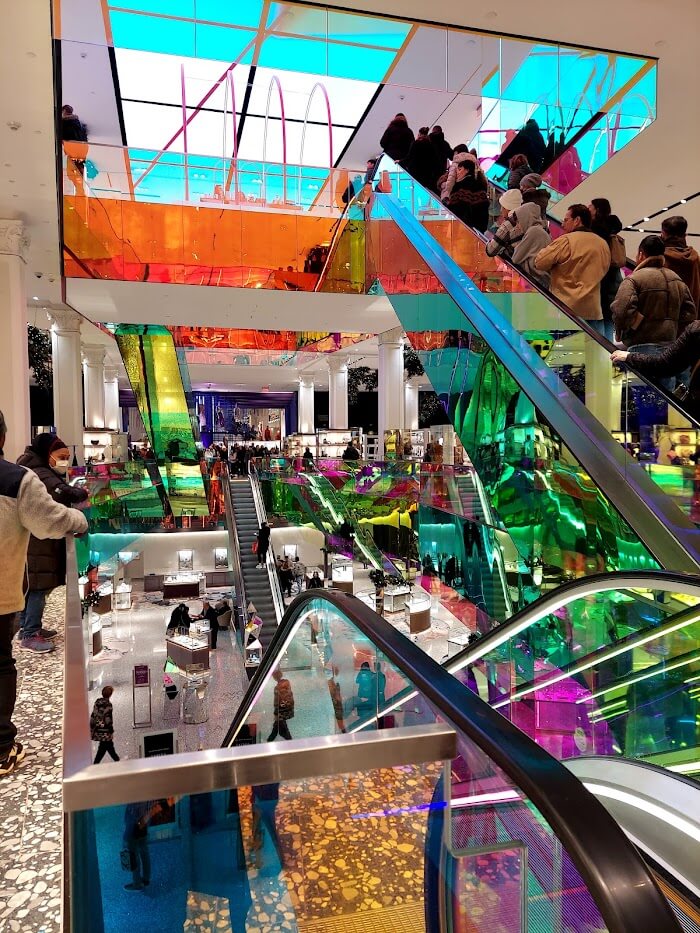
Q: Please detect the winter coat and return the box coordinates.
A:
[273,678,295,720]
[446,173,489,232]
[507,162,532,190]
[0,456,87,614]
[379,120,415,163]
[486,202,552,287]
[497,122,547,172]
[663,239,700,312]
[428,130,453,171]
[521,187,551,221]
[61,114,87,143]
[16,448,88,591]
[439,152,477,201]
[611,256,696,348]
[403,136,441,193]
[90,697,114,741]
[535,230,611,320]
[627,321,700,415]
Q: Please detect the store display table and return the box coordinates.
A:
[163,574,202,599]
[383,585,410,613]
[166,634,209,671]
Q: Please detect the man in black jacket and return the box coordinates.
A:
[16,434,88,652]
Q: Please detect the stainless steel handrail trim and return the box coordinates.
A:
[444,569,700,676]
[222,465,248,623]
[224,588,680,932]
[375,192,700,573]
[62,538,93,780]
[62,723,456,811]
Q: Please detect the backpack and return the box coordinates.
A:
[610,234,627,269]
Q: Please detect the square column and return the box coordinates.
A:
[327,356,349,429]
[404,376,420,431]
[48,309,84,464]
[104,365,121,431]
[378,327,404,458]
[298,377,315,434]
[82,345,106,430]
[0,220,31,461]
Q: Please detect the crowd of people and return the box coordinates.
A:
[376,112,700,414]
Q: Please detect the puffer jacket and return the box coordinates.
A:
[90,697,114,741]
[439,152,477,201]
[16,448,88,590]
[611,256,696,347]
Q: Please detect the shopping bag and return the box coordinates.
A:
[251,540,258,554]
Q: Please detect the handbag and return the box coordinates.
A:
[120,848,135,871]
[251,540,258,554]
[609,234,627,268]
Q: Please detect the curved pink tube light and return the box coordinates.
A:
[223,68,239,196]
[299,81,334,168]
[262,75,288,203]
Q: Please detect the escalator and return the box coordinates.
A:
[223,588,681,931]
[319,155,700,593]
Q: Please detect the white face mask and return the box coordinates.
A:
[53,459,70,474]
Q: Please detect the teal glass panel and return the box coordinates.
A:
[194,0,265,28]
[257,35,329,74]
[194,23,256,63]
[498,40,559,105]
[109,10,196,56]
[327,43,397,82]
[327,10,412,49]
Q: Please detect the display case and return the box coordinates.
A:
[83,430,127,465]
[317,429,363,459]
[399,430,427,460]
[166,632,209,671]
[331,556,353,594]
[383,584,411,613]
[406,592,431,634]
[355,589,376,611]
[162,573,203,598]
[285,433,318,459]
[113,582,132,611]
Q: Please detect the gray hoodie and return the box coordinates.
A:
[486,202,552,287]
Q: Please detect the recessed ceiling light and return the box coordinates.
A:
[681,199,687,204]
[643,217,650,222]
[32,296,39,301]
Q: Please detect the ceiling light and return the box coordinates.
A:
[643,217,650,222]
[638,229,645,233]
[32,296,39,301]
[681,199,687,204]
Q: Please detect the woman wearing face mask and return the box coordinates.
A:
[16,434,88,652]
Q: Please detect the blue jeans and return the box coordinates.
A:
[587,318,607,338]
[18,590,49,638]
[627,343,675,393]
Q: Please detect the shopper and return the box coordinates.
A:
[327,665,346,733]
[195,597,221,649]
[302,446,314,468]
[166,603,190,636]
[486,201,552,287]
[611,321,700,416]
[428,125,453,172]
[534,204,611,333]
[612,234,695,352]
[507,154,532,190]
[0,411,88,777]
[439,145,476,202]
[251,782,282,871]
[497,119,547,173]
[307,570,324,589]
[279,558,294,599]
[291,557,306,593]
[379,113,415,164]
[16,433,89,652]
[266,669,295,741]
[661,216,700,311]
[256,521,271,569]
[90,685,120,763]
[355,661,376,717]
[342,441,360,461]
[445,160,489,232]
[519,173,550,221]
[590,199,626,342]
[122,799,166,891]
[61,104,88,186]
[403,127,442,194]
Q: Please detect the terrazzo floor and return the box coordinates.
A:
[0,589,66,933]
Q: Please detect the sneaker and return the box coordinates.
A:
[19,636,55,653]
[39,627,57,639]
[0,743,25,777]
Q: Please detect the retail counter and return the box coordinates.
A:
[166,633,209,671]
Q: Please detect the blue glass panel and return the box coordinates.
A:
[194,0,265,28]
[499,43,559,105]
[327,11,412,49]
[328,43,397,82]
[194,23,256,63]
[110,10,195,56]
[257,35,328,74]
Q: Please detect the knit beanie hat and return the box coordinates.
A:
[499,189,523,212]
[31,432,67,463]
[520,173,543,191]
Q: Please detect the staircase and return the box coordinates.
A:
[229,478,278,651]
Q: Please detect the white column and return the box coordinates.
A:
[0,220,31,461]
[298,377,315,434]
[82,344,106,430]
[328,356,349,429]
[404,376,420,431]
[48,308,84,464]
[585,340,620,432]
[104,365,120,431]
[378,327,404,457]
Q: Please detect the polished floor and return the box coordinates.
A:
[0,589,65,933]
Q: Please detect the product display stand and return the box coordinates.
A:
[132,664,152,727]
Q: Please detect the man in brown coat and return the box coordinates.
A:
[662,215,700,312]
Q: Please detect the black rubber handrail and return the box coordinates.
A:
[223,588,679,932]
[222,464,249,627]
[374,153,699,426]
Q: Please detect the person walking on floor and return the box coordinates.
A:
[0,411,88,777]
[256,521,270,569]
[534,203,611,335]
[611,235,696,389]
[16,433,89,653]
[266,669,295,741]
[90,685,120,763]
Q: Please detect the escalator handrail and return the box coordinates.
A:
[222,587,679,932]
[442,569,700,677]
[248,462,285,623]
[376,153,698,426]
[222,464,248,627]
[372,190,700,573]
